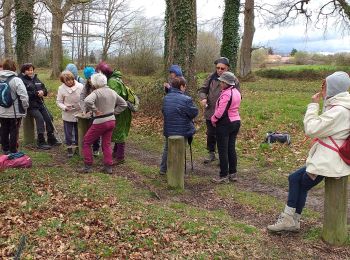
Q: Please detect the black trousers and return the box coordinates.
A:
[216,120,241,177]
[0,117,22,153]
[206,119,217,152]
[28,107,54,135]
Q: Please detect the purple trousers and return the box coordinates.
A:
[83,120,115,166]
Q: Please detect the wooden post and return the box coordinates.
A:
[322,176,348,245]
[75,113,90,157]
[167,136,185,189]
[22,115,35,145]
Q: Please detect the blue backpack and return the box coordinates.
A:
[0,75,15,108]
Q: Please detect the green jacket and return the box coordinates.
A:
[108,71,132,143]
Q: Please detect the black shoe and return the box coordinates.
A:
[37,133,51,150]
[203,152,216,164]
[47,133,62,146]
[67,148,74,158]
[103,165,113,174]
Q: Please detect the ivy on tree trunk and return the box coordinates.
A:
[164,0,197,89]
[14,0,34,66]
[221,0,240,72]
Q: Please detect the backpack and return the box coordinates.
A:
[0,75,15,108]
[265,132,291,145]
[125,85,140,112]
[317,136,350,165]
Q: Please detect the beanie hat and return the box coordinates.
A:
[326,71,350,98]
[91,72,107,89]
[169,64,183,76]
[95,61,113,78]
[65,63,78,78]
[214,57,230,67]
[218,72,236,86]
[83,66,95,79]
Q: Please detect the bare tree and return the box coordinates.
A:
[240,0,255,78]
[43,0,90,78]
[3,0,14,59]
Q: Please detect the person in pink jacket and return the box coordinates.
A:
[211,72,241,183]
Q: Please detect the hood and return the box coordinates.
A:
[111,70,122,79]
[325,92,350,110]
[326,71,350,98]
[65,63,78,78]
[169,65,183,77]
[0,70,17,80]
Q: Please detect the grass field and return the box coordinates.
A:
[0,68,348,258]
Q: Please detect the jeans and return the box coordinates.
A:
[28,107,54,134]
[83,120,115,166]
[216,120,241,177]
[63,121,78,146]
[287,166,324,214]
[206,119,216,153]
[0,118,22,153]
[160,137,168,173]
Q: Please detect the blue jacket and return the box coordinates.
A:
[162,88,198,137]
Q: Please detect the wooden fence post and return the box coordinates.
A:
[22,115,35,145]
[167,135,185,189]
[322,176,348,245]
[75,113,90,157]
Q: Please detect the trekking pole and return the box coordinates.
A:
[40,99,63,144]
[189,142,194,173]
[184,142,187,175]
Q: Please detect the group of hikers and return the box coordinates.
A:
[1,56,350,234]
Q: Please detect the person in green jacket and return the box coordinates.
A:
[95,61,131,164]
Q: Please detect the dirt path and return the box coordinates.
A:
[125,142,350,259]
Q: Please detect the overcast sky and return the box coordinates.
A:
[130,0,350,54]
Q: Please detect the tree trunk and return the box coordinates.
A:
[4,0,14,59]
[50,14,64,78]
[221,0,240,72]
[164,0,197,89]
[239,0,255,78]
[14,0,34,65]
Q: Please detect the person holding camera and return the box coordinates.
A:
[210,72,241,184]
[268,71,350,232]
[198,57,240,164]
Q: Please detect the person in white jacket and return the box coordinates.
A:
[268,71,350,232]
[56,71,83,157]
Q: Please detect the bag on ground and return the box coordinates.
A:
[265,132,291,145]
[0,152,32,170]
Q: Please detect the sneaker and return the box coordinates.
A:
[211,176,229,184]
[267,212,298,232]
[204,152,216,164]
[103,165,113,174]
[93,150,99,157]
[228,173,238,182]
[78,164,92,173]
[67,148,74,158]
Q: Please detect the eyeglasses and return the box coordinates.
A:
[216,67,226,71]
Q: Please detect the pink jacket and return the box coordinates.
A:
[211,87,241,125]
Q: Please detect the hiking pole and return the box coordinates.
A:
[189,142,194,173]
[40,99,63,144]
[184,142,187,175]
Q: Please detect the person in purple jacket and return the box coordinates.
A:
[211,72,241,183]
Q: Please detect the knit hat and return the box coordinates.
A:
[218,72,236,86]
[214,57,230,67]
[83,66,95,79]
[91,72,107,89]
[65,63,78,78]
[169,65,183,76]
[326,71,350,98]
[95,61,113,78]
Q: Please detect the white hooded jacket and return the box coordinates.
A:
[304,73,350,177]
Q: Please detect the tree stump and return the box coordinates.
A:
[322,176,348,245]
[22,115,35,145]
[75,113,90,157]
[167,136,185,189]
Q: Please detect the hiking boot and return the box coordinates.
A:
[159,170,166,175]
[228,172,238,182]
[78,164,92,173]
[47,133,62,146]
[203,152,216,164]
[67,148,74,158]
[267,206,298,232]
[103,165,113,174]
[37,133,51,150]
[211,176,229,184]
[294,213,301,231]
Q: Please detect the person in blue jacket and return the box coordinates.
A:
[163,64,183,93]
[159,76,198,175]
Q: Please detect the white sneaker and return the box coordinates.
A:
[267,212,298,232]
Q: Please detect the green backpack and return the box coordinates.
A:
[125,86,140,112]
